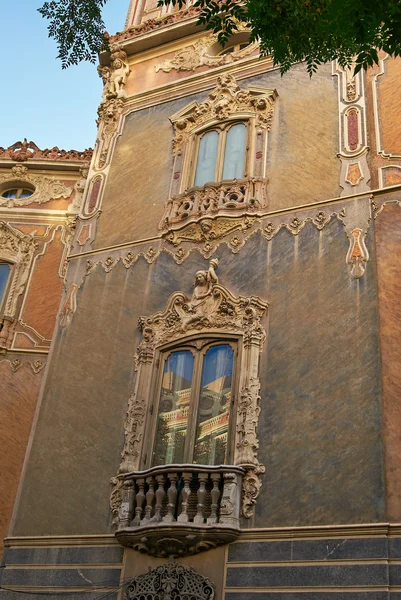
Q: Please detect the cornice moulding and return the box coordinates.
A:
[122,56,276,115]
[103,15,204,63]
[237,523,398,541]
[67,186,401,262]
[4,534,118,547]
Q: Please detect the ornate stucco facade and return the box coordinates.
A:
[2,1,401,599]
[0,142,91,557]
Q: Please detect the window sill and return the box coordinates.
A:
[159,177,268,232]
[115,464,244,557]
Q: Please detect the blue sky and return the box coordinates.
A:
[1,0,127,151]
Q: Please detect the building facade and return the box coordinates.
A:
[0,141,91,557]
[2,0,401,598]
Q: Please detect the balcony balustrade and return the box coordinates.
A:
[116,464,244,557]
[159,177,268,232]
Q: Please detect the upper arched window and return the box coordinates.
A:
[194,123,247,187]
[161,74,277,232]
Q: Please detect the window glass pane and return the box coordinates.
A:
[222,123,246,180]
[0,264,11,308]
[193,344,234,465]
[194,130,219,187]
[20,189,33,199]
[2,189,18,199]
[153,350,194,466]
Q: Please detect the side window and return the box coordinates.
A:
[0,263,11,311]
[152,342,235,467]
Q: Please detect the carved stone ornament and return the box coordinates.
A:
[96,45,130,170]
[124,561,214,600]
[159,179,267,232]
[155,29,258,73]
[0,139,92,162]
[164,215,259,247]
[0,165,73,208]
[171,74,277,156]
[0,222,37,350]
[114,259,267,523]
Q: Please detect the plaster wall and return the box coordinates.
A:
[94,63,340,249]
[12,201,384,536]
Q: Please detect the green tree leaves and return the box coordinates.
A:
[38,0,401,74]
[38,0,110,68]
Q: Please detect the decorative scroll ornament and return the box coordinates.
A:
[346,227,369,279]
[0,356,46,373]
[0,165,73,208]
[0,139,92,162]
[59,283,78,328]
[171,74,277,155]
[155,30,258,73]
[0,222,36,350]
[120,392,147,470]
[164,215,259,247]
[159,179,267,232]
[124,561,214,600]
[110,475,125,526]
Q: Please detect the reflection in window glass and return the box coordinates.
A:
[19,189,33,199]
[194,130,219,187]
[193,344,233,465]
[0,264,11,309]
[222,124,246,180]
[2,189,18,199]
[2,188,33,200]
[153,350,194,466]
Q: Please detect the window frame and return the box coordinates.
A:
[1,187,34,200]
[0,261,13,314]
[143,333,242,470]
[188,119,251,190]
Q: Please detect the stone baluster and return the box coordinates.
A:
[141,475,155,524]
[151,473,166,523]
[177,472,192,523]
[134,477,146,525]
[163,472,178,523]
[194,472,208,524]
[207,473,221,525]
[119,480,135,528]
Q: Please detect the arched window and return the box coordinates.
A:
[152,342,235,466]
[194,123,247,187]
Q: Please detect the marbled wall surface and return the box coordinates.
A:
[12,201,384,535]
[0,364,43,555]
[375,204,401,521]
[94,63,340,249]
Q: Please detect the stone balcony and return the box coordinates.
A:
[159,177,268,232]
[115,464,244,557]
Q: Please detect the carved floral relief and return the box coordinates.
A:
[0,165,73,208]
[155,30,258,73]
